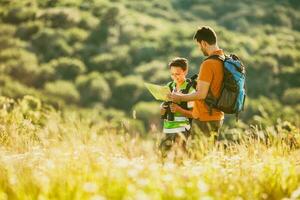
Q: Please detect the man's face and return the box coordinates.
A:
[170,66,186,84]
[198,41,208,56]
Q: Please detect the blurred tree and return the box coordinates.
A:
[110,75,144,111]
[132,101,161,131]
[134,60,169,84]
[32,29,73,61]
[0,48,40,86]
[49,57,86,80]
[44,80,80,104]
[38,8,81,29]
[76,72,111,106]
[16,21,43,40]
[2,5,36,24]
[89,46,132,74]
[282,88,300,105]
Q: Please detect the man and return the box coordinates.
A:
[167,26,224,138]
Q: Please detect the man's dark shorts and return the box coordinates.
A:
[192,120,223,139]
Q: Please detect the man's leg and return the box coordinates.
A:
[192,120,223,138]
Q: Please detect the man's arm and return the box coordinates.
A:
[167,80,210,102]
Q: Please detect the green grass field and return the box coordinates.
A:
[0,96,300,200]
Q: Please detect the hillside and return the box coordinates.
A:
[0,0,299,130]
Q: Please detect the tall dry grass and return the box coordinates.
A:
[0,96,300,200]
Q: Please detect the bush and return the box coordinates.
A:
[0,48,40,86]
[34,64,56,88]
[0,24,16,37]
[0,75,40,99]
[89,46,132,74]
[49,57,86,80]
[76,72,111,105]
[63,28,88,45]
[132,101,161,130]
[3,6,36,24]
[16,21,43,40]
[0,36,26,50]
[282,88,300,105]
[78,11,99,30]
[129,41,159,65]
[44,80,80,104]
[38,8,81,28]
[110,75,144,110]
[32,29,73,61]
[134,60,169,84]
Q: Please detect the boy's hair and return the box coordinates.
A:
[193,26,217,45]
[168,57,188,71]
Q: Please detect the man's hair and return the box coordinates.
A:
[193,26,217,45]
[168,57,188,71]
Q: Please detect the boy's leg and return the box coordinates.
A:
[174,130,190,152]
[159,134,176,158]
[159,131,190,159]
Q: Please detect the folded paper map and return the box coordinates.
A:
[144,82,170,101]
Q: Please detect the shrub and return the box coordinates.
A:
[0,48,40,86]
[38,8,81,28]
[3,6,36,24]
[44,80,80,104]
[134,60,169,84]
[110,75,144,110]
[76,72,111,105]
[32,29,73,61]
[282,88,300,105]
[132,101,161,131]
[16,21,43,40]
[49,57,86,80]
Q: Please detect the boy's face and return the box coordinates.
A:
[170,66,187,84]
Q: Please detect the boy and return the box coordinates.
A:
[159,57,196,157]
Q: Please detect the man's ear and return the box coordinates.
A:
[201,40,207,48]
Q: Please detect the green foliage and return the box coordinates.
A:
[32,29,73,62]
[0,76,40,99]
[282,88,300,105]
[89,46,132,74]
[16,21,43,40]
[0,48,40,85]
[110,75,145,110]
[134,60,169,84]
[76,72,111,106]
[244,96,297,127]
[49,57,86,80]
[2,4,37,24]
[0,0,298,130]
[38,7,81,29]
[132,101,161,130]
[44,80,80,104]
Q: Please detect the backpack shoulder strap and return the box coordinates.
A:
[167,81,174,92]
[205,54,226,62]
[182,75,198,94]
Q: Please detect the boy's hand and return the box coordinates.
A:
[160,106,166,115]
[170,103,181,113]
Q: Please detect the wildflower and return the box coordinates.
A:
[197,180,209,193]
[83,182,98,193]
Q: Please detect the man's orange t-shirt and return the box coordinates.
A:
[192,49,225,121]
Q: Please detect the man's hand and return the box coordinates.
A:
[170,103,181,113]
[167,92,182,103]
